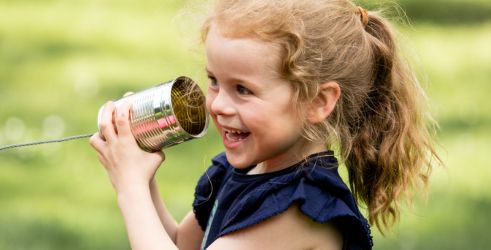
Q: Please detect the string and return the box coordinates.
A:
[0,133,94,152]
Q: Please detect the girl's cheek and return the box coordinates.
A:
[205,93,215,114]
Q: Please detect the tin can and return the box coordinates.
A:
[97,76,209,152]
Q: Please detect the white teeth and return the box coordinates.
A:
[226,129,245,134]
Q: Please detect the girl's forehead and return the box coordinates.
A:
[206,24,275,52]
[205,24,281,75]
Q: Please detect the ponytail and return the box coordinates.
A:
[202,0,442,233]
[344,11,440,232]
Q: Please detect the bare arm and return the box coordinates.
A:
[117,185,177,250]
[90,102,203,250]
[149,178,178,241]
[117,183,204,250]
[208,205,343,250]
[150,178,204,250]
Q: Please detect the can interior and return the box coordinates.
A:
[171,77,208,136]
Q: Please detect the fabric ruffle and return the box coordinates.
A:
[193,152,373,249]
[193,152,230,231]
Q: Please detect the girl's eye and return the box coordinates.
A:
[207,75,218,88]
[236,85,253,95]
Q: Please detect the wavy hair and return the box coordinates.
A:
[202,0,441,232]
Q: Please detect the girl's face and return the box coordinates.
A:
[205,24,322,172]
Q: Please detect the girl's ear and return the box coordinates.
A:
[306,81,341,124]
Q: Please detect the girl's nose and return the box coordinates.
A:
[209,89,235,116]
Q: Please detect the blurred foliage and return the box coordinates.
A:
[0,0,490,249]
[358,0,491,24]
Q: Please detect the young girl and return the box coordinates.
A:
[90,0,440,249]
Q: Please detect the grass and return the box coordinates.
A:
[0,1,490,249]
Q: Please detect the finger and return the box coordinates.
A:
[99,101,117,142]
[148,151,166,177]
[89,132,106,155]
[123,91,134,97]
[90,133,109,166]
[151,150,166,168]
[154,150,165,162]
[96,152,108,168]
[115,102,133,138]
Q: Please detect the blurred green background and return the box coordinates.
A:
[0,0,489,249]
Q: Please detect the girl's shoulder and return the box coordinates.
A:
[207,204,344,250]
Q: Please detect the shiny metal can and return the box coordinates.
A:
[97,76,209,152]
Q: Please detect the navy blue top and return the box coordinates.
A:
[193,151,373,250]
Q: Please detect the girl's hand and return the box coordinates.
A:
[90,101,165,194]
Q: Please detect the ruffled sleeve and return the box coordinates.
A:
[217,158,373,249]
[192,152,231,231]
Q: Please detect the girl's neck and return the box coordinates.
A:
[247,141,327,175]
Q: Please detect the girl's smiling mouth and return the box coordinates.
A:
[224,129,251,142]
[220,126,251,149]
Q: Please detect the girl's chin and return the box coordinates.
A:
[224,151,256,169]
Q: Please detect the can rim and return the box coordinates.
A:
[169,76,209,138]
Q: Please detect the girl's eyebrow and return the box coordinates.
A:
[205,67,214,76]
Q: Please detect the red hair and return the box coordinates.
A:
[202,0,442,232]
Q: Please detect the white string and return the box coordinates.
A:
[0,133,94,152]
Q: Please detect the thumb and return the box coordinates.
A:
[153,150,165,163]
[115,102,133,137]
[147,151,166,181]
[148,150,166,169]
